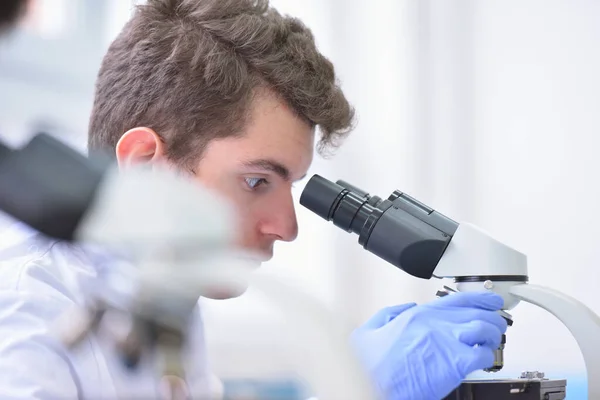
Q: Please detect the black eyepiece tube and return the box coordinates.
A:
[300,174,459,280]
[299,175,347,221]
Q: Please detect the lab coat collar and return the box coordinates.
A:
[0,213,123,278]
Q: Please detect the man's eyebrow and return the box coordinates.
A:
[242,159,307,181]
[242,159,291,180]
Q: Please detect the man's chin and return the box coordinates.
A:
[202,285,249,300]
[198,255,264,300]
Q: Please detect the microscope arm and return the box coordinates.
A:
[509,283,600,398]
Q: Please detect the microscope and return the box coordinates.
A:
[0,134,380,400]
[300,174,600,400]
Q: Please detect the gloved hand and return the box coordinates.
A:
[349,291,507,400]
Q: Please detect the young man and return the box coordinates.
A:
[0,1,507,399]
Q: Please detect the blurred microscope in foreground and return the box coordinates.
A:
[0,134,378,399]
[301,174,600,400]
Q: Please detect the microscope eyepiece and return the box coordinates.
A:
[299,175,347,221]
[300,174,459,279]
[302,174,513,373]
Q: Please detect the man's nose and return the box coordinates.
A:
[261,192,298,242]
[280,206,299,242]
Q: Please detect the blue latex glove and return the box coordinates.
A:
[350,291,508,400]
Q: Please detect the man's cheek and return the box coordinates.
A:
[235,225,255,249]
[233,205,259,238]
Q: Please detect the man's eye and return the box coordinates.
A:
[244,177,268,190]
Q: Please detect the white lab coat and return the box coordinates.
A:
[0,216,220,399]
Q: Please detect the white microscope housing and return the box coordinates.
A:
[300,174,600,399]
[432,222,528,310]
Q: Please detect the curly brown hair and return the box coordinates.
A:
[87,0,355,167]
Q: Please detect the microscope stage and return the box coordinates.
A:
[443,378,567,400]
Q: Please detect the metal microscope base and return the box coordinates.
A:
[443,378,567,400]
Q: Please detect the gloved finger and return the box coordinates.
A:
[447,309,508,334]
[432,291,504,311]
[461,345,496,374]
[454,320,503,349]
[359,303,417,330]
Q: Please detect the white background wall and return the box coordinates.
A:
[468,0,600,381]
[2,0,599,396]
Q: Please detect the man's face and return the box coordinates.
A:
[115,90,314,299]
[192,92,314,261]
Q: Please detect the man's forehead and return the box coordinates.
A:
[234,130,315,182]
[200,90,316,179]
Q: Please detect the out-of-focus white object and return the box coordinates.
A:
[55,166,377,400]
[21,0,72,39]
[0,133,376,399]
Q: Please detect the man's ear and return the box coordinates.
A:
[115,127,167,169]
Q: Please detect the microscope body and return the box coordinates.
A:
[432,222,527,308]
[432,218,600,400]
[1,135,381,400]
[300,174,600,399]
[1,133,239,397]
